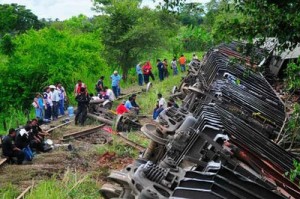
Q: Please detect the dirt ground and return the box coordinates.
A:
[0,117,140,197]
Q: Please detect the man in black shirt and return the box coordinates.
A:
[96,76,105,94]
[75,87,90,125]
[2,128,25,164]
[30,119,49,151]
[131,94,140,115]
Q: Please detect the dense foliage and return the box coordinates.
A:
[93,0,179,79]
[0,3,44,36]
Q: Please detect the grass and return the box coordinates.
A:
[127,132,150,148]
[25,170,99,199]
[0,184,20,199]
[97,135,138,158]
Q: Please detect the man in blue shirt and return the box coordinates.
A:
[110,71,121,98]
[136,63,143,86]
[125,97,139,114]
[157,59,164,81]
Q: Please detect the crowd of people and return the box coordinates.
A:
[1,119,51,164]
[2,54,196,164]
[135,54,193,85]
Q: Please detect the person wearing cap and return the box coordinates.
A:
[136,62,143,86]
[110,71,121,98]
[50,85,60,120]
[116,100,129,115]
[75,87,90,125]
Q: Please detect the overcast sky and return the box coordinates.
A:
[0,0,210,20]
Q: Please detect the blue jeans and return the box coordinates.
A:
[153,107,164,119]
[112,86,119,98]
[138,74,143,86]
[35,108,43,119]
[173,67,178,75]
[159,69,164,81]
[59,99,65,115]
[180,64,186,72]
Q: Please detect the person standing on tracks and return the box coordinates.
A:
[179,54,187,72]
[110,71,121,98]
[57,83,67,116]
[157,59,164,81]
[136,63,143,86]
[2,128,25,164]
[50,85,60,121]
[75,87,90,126]
[142,61,152,84]
[43,86,52,121]
[33,93,44,121]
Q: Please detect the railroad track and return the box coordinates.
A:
[117,132,146,152]
[62,124,105,140]
[62,124,146,151]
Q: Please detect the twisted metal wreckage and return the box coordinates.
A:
[101,42,300,199]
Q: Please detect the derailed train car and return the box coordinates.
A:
[101,42,300,199]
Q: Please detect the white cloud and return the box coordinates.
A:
[0,0,96,20]
[0,0,211,20]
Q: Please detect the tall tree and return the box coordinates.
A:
[93,0,175,79]
[163,0,300,49]
[0,3,44,36]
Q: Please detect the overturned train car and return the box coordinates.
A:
[101,43,300,199]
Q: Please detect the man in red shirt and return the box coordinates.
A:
[116,100,129,115]
[178,54,186,72]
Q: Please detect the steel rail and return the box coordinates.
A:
[62,124,105,140]
[117,132,146,152]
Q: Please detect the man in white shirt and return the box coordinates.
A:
[43,87,53,120]
[153,93,167,119]
[57,83,67,115]
[50,85,60,120]
[104,86,116,101]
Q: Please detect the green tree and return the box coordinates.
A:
[178,2,204,26]
[166,0,300,49]
[0,34,15,55]
[0,3,44,36]
[93,0,176,79]
[0,28,107,116]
